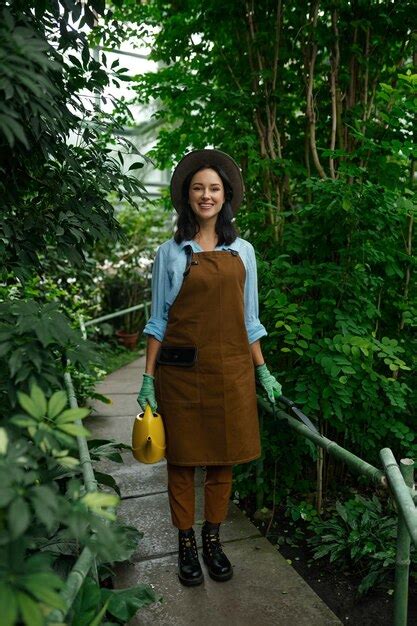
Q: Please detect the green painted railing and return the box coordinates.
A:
[258,396,417,626]
[382,453,416,626]
[48,371,98,623]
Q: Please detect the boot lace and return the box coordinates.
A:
[204,529,224,556]
[180,534,199,562]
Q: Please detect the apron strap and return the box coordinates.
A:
[183,245,239,277]
[183,244,197,276]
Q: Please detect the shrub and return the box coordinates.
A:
[307,494,413,594]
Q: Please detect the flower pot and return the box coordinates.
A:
[116,329,139,351]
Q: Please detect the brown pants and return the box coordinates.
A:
[167,463,234,530]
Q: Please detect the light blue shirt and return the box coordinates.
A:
[143,236,268,345]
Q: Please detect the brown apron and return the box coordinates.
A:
[154,247,261,466]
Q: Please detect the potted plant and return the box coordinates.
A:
[99,248,151,350]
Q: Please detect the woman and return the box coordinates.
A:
[137,149,283,587]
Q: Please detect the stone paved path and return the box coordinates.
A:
[87,356,342,626]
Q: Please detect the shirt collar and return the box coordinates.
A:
[178,238,233,251]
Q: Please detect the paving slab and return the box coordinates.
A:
[86,414,134,445]
[123,357,146,369]
[95,379,141,395]
[94,356,146,393]
[89,393,140,417]
[96,455,168,498]
[102,457,206,499]
[118,491,261,562]
[96,456,205,499]
[113,536,341,626]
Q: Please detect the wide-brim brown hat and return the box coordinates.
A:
[170,149,245,215]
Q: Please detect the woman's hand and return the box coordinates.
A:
[137,373,157,413]
[255,363,282,404]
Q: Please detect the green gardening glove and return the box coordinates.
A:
[137,373,157,413]
[255,363,282,404]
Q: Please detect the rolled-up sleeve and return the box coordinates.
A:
[244,244,268,344]
[143,245,168,342]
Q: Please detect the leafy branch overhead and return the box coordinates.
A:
[0,3,150,281]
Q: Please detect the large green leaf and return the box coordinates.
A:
[0,583,18,626]
[88,599,110,626]
[20,575,66,611]
[24,571,64,589]
[94,471,121,496]
[30,384,47,416]
[101,585,161,622]
[58,455,80,469]
[0,427,8,454]
[55,407,90,424]
[82,492,119,511]
[0,487,15,507]
[33,317,54,347]
[17,391,43,420]
[58,423,91,437]
[17,591,43,626]
[8,497,31,539]
[10,414,39,428]
[71,576,101,626]
[47,390,68,419]
[30,485,59,532]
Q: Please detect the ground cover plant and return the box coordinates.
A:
[307,494,405,594]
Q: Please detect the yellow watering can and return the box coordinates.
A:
[132,402,166,464]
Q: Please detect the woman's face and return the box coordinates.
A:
[188,168,225,223]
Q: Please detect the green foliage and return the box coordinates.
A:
[0,549,66,626]
[286,498,319,524]
[68,363,110,408]
[94,342,144,376]
[0,2,149,282]
[0,381,148,624]
[0,1,158,623]
[70,576,161,626]
[0,299,97,411]
[307,494,407,594]
[91,202,171,334]
[13,383,90,461]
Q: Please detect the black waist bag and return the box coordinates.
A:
[156,345,198,367]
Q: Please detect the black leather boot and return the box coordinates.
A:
[177,528,204,586]
[201,521,233,582]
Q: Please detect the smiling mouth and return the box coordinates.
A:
[199,203,214,207]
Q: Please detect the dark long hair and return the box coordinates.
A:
[173,164,240,246]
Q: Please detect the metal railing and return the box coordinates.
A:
[79,297,151,339]
[258,396,417,626]
[48,370,98,623]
